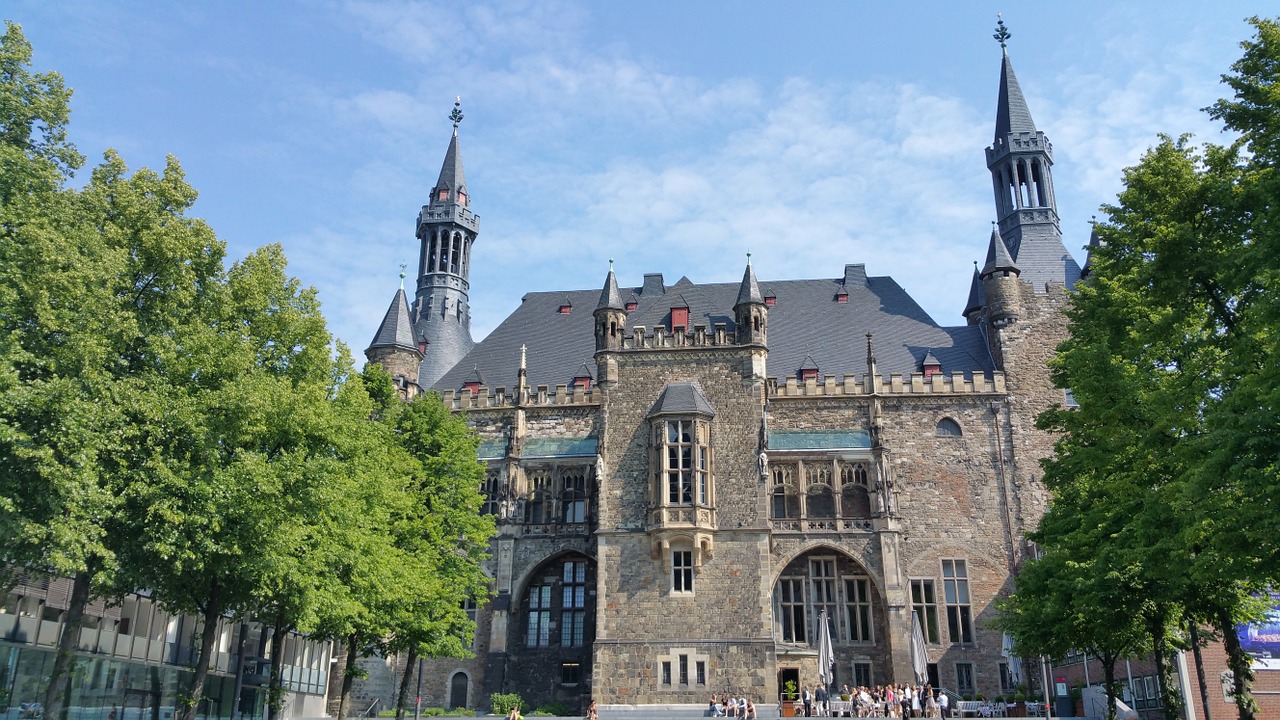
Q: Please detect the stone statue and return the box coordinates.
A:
[758,451,769,479]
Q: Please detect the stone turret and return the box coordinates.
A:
[733,257,767,347]
[981,225,1022,328]
[413,99,478,389]
[366,285,424,399]
[985,22,1081,291]
[594,262,626,352]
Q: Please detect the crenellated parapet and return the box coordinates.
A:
[767,370,1006,397]
[619,323,746,350]
[439,383,600,410]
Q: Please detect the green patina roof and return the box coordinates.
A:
[768,429,870,451]
[477,439,507,460]
[523,437,598,458]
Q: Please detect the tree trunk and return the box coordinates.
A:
[267,612,290,720]
[337,633,359,720]
[1190,621,1212,720]
[1216,607,1257,720]
[43,566,94,720]
[396,647,419,720]
[1148,615,1178,719]
[178,582,223,720]
[1102,654,1118,720]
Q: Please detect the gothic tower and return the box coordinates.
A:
[413,100,478,389]
[985,20,1081,291]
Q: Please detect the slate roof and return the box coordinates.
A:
[647,382,717,418]
[366,289,419,355]
[431,267,996,392]
[597,268,623,310]
[982,227,1019,278]
[434,130,467,199]
[963,265,986,317]
[995,51,1037,140]
[736,262,764,306]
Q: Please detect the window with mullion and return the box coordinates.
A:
[845,577,873,642]
[911,579,941,644]
[942,559,973,643]
[665,420,694,506]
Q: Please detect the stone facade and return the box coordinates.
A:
[359,40,1087,715]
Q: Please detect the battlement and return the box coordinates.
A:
[438,383,599,410]
[621,322,743,350]
[768,370,1005,397]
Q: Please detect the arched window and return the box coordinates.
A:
[936,418,963,437]
[525,469,553,524]
[840,463,871,518]
[522,555,595,649]
[771,465,799,519]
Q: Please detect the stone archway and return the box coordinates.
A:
[449,671,468,709]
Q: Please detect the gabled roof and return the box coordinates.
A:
[464,366,485,385]
[647,382,717,418]
[366,288,419,356]
[431,267,996,392]
[573,361,595,380]
[922,351,942,368]
[995,52,1037,140]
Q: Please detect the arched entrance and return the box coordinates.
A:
[449,672,468,709]
[505,552,597,709]
[772,548,887,689]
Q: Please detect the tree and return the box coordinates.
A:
[1016,17,1280,720]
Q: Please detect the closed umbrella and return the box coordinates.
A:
[1002,633,1022,684]
[817,610,835,687]
[910,614,929,684]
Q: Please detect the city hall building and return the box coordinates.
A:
[350,35,1086,713]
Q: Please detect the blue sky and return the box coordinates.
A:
[7,1,1261,357]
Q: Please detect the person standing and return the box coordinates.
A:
[937,692,949,719]
[816,684,828,717]
[803,685,813,717]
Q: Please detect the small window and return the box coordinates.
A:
[853,662,872,688]
[673,550,694,594]
[696,660,706,685]
[679,654,689,685]
[936,418,963,437]
[662,661,672,685]
[561,663,580,685]
[1064,388,1079,408]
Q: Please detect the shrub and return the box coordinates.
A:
[491,693,524,716]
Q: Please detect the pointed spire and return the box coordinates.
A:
[982,224,1020,278]
[993,18,1037,141]
[597,259,624,310]
[433,98,468,204]
[366,288,420,356]
[735,256,764,307]
[963,261,987,316]
[1082,218,1103,278]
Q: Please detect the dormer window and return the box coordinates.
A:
[559,301,572,314]
[457,189,467,205]
[625,301,638,312]
[764,290,776,307]
[922,352,943,380]
[798,355,820,383]
[671,306,689,332]
[835,291,849,303]
[437,188,449,202]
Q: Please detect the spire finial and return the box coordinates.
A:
[450,97,464,131]
[747,251,752,267]
[399,261,407,290]
[520,344,527,371]
[993,14,1011,51]
[609,257,614,271]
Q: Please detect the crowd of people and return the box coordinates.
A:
[793,683,949,718]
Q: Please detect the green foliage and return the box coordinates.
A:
[1004,16,1280,720]
[490,694,524,716]
[533,702,573,717]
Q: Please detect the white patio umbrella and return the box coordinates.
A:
[910,614,929,684]
[817,610,835,687]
